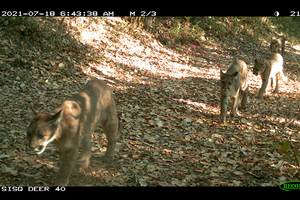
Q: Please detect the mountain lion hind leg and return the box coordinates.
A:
[100,119,119,162]
[99,99,119,162]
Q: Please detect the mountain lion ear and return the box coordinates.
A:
[28,104,38,119]
[49,110,63,126]
[254,58,258,64]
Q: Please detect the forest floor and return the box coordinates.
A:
[0,17,300,187]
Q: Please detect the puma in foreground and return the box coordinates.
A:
[220,60,249,123]
[253,53,287,99]
[270,36,286,55]
[27,80,119,186]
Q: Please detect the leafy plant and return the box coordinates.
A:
[263,138,300,171]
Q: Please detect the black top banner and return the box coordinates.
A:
[0,8,297,17]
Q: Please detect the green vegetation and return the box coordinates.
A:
[1,17,300,71]
[150,17,300,46]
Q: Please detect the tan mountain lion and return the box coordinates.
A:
[27,79,120,186]
[270,36,286,55]
[253,53,287,99]
[220,60,249,123]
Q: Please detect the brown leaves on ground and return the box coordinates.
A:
[0,17,300,186]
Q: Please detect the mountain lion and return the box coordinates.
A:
[27,79,120,186]
[270,36,286,55]
[220,60,249,123]
[253,53,287,99]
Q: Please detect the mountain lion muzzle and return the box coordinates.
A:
[26,79,120,186]
[220,60,249,123]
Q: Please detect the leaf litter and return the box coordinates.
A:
[0,17,300,186]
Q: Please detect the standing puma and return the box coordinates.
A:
[270,36,286,55]
[220,60,249,123]
[253,53,287,99]
[27,79,119,186]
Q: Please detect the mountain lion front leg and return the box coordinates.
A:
[74,134,91,172]
[257,76,269,99]
[230,95,239,117]
[273,73,279,93]
[55,148,78,186]
[220,94,228,123]
[241,85,249,108]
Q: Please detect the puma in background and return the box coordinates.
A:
[220,60,249,123]
[27,79,120,186]
[253,53,287,99]
[270,36,286,55]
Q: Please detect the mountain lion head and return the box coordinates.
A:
[270,40,280,53]
[220,70,238,92]
[27,104,63,154]
[253,58,267,76]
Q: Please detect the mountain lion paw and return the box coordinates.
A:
[54,178,69,186]
[100,155,114,163]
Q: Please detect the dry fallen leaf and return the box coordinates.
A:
[2,166,18,176]
[138,178,147,187]
[158,181,174,187]
[0,154,10,159]
[144,134,157,143]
